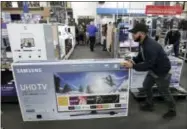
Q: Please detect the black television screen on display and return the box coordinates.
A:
[10,14,21,21]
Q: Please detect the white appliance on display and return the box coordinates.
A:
[7,24,55,62]
[68,26,76,40]
[58,25,75,59]
[67,27,75,46]
[58,36,67,58]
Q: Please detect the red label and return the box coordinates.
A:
[145,5,183,15]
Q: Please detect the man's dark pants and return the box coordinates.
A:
[155,35,159,42]
[89,36,96,51]
[143,72,176,111]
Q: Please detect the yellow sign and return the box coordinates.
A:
[57,96,68,106]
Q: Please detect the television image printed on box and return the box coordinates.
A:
[54,71,129,112]
[12,59,130,121]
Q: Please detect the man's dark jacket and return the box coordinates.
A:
[165,30,181,45]
[132,36,171,76]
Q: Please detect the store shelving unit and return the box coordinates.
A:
[118,40,139,58]
[1,53,18,103]
[1,22,18,103]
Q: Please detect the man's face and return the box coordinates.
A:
[132,32,141,42]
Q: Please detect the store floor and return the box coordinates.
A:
[70,45,112,59]
[1,45,187,129]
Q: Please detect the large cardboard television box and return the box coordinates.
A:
[12,59,130,121]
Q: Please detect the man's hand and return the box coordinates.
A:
[127,59,135,64]
[122,61,133,69]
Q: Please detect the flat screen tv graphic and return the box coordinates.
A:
[54,71,129,112]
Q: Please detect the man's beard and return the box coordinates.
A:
[134,36,141,42]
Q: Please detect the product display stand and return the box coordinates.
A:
[179,42,187,62]
[112,29,119,58]
[179,31,187,62]
[64,42,75,59]
[106,24,114,53]
[1,23,17,103]
[118,40,139,59]
[58,25,76,60]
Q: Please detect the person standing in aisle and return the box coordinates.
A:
[123,23,176,119]
[165,29,181,57]
[78,23,85,45]
[86,24,89,45]
[75,23,79,45]
[82,22,87,44]
[87,21,98,52]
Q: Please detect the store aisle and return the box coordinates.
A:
[70,45,111,59]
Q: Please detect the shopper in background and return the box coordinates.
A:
[82,22,87,44]
[87,21,98,52]
[123,23,176,119]
[102,24,107,51]
[155,24,162,42]
[86,24,89,45]
[78,23,85,45]
[75,23,79,45]
[165,29,181,57]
